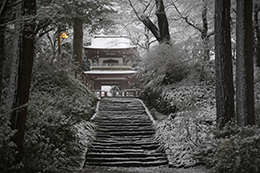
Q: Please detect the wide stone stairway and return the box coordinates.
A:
[84,98,168,167]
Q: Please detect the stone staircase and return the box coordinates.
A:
[84,98,168,167]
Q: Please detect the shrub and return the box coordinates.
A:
[141,82,215,114]
[147,83,216,168]
[139,43,215,86]
[155,108,215,168]
[0,115,16,172]
[196,124,260,173]
[23,61,97,172]
[140,83,176,115]
[139,43,189,85]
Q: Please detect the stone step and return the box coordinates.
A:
[95,122,153,127]
[88,148,165,154]
[86,151,164,158]
[90,144,160,150]
[99,106,145,110]
[95,137,155,144]
[96,136,155,141]
[92,139,158,145]
[94,120,151,124]
[96,126,154,132]
[99,110,146,114]
[94,116,149,120]
[91,140,160,146]
[85,160,168,167]
[93,117,151,123]
[84,98,168,168]
[96,131,155,137]
[86,156,166,162]
[97,127,154,132]
[93,115,149,120]
[88,148,146,153]
[95,125,153,129]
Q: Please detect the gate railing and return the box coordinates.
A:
[93,89,141,98]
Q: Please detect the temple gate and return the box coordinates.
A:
[84,35,139,96]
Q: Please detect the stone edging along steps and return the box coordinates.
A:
[84,98,168,167]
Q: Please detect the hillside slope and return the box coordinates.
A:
[23,62,98,172]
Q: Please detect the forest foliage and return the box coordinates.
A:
[137,0,260,171]
[0,58,98,172]
[139,42,260,171]
[139,43,215,168]
[1,0,260,172]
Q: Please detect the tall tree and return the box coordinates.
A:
[236,0,255,126]
[253,1,260,67]
[73,18,83,68]
[0,0,8,103]
[72,0,115,69]
[7,0,36,165]
[215,0,234,128]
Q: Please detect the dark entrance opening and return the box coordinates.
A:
[103,59,119,65]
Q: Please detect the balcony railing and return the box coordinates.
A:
[90,63,132,70]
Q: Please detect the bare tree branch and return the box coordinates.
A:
[128,0,170,44]
[171,2,203,32]
[140,14,161,41]
[128,0,142,21]
[0,0,8,16]
[207,30,215,38]
[128,0,161,42]
[141,0,153,14]
[38,28,55,38]
[6,0,23,8]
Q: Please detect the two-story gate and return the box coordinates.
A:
[84,35,140,96]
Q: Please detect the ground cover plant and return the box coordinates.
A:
[140,43,260,172]
[0,58,98,172]
[154,84,216,168]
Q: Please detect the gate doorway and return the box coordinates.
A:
[101,85,121,97]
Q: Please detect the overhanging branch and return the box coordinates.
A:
[0,0,8,16]
[171,2,203,32]
[140,14,161,42]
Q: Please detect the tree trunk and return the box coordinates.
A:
[137,0,170,44]
[7,0,36,165]
[236,0,255,126]
[155,0,170,44]
[0,17,4,103]
[140,14,161,42]
[8,1,23,130]
[202,0,210,61]
[73,18,83,68]
[253,4,260,67]
[0,0,8,103]
[215,0,234,129]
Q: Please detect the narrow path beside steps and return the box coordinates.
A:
[84,98,168,167]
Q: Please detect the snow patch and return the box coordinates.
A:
[84,35,136,49]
